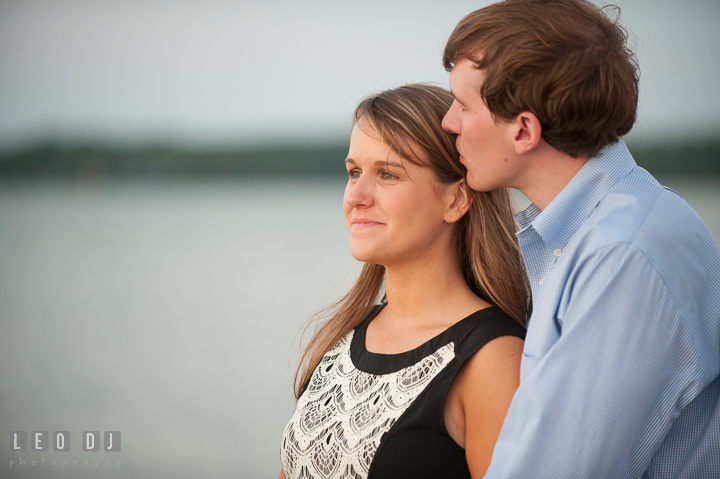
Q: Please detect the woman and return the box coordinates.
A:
[279,84,529,479]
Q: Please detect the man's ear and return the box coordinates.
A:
[511,111,543,155]
[444,180,473,224]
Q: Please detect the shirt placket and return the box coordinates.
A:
[518,227,556,308]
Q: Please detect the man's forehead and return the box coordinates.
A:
[449,59,484,98]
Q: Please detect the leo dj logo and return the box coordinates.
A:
[11,431,121,452]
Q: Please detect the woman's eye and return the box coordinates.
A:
[380,171,398,180]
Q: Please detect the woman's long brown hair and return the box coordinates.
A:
[294,84,530,398]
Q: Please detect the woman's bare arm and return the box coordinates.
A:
[452,335,523,477]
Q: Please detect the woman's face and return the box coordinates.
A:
[343,123,459,267]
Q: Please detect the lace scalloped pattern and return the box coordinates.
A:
[281,330,455,479]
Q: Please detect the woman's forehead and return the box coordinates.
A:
[351,120,428,168]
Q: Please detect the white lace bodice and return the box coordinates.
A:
[280,330,455,479]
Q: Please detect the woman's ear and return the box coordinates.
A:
[444,180,473,224]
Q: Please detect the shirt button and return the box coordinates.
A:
[553,249,562,257]
[539,278,545,285]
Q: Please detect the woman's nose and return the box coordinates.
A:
[345,174,374,208]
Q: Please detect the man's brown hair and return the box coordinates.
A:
[443,0,639,158]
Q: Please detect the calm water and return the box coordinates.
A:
[0,177,718,479]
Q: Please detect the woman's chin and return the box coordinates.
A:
[349,246,382,264]
[350,251,375,263]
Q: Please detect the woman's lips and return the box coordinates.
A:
[351,219,383,229]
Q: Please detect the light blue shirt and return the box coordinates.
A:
[486,140,720,478]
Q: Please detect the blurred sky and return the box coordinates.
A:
[0,0,719,153]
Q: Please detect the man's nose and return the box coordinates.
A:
[442,100,461,134]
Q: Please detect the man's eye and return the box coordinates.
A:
[348,170,361,179]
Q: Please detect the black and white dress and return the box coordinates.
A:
[280,305,525,479]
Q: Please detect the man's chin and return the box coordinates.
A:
[465,173,492,192]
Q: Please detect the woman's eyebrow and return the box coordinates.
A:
[374,160,404,169]
[345,158,404,169]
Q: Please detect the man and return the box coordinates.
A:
[441,1,720,477]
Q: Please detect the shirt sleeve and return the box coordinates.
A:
[484,243,705,478]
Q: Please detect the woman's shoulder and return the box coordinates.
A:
[449,306,526,362]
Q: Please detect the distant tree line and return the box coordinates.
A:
[0,139,718,179]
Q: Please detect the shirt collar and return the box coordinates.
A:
[514,140,636,252]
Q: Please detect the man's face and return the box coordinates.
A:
[442,58,520,192]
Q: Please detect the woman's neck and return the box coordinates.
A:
[381,246,488,330]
